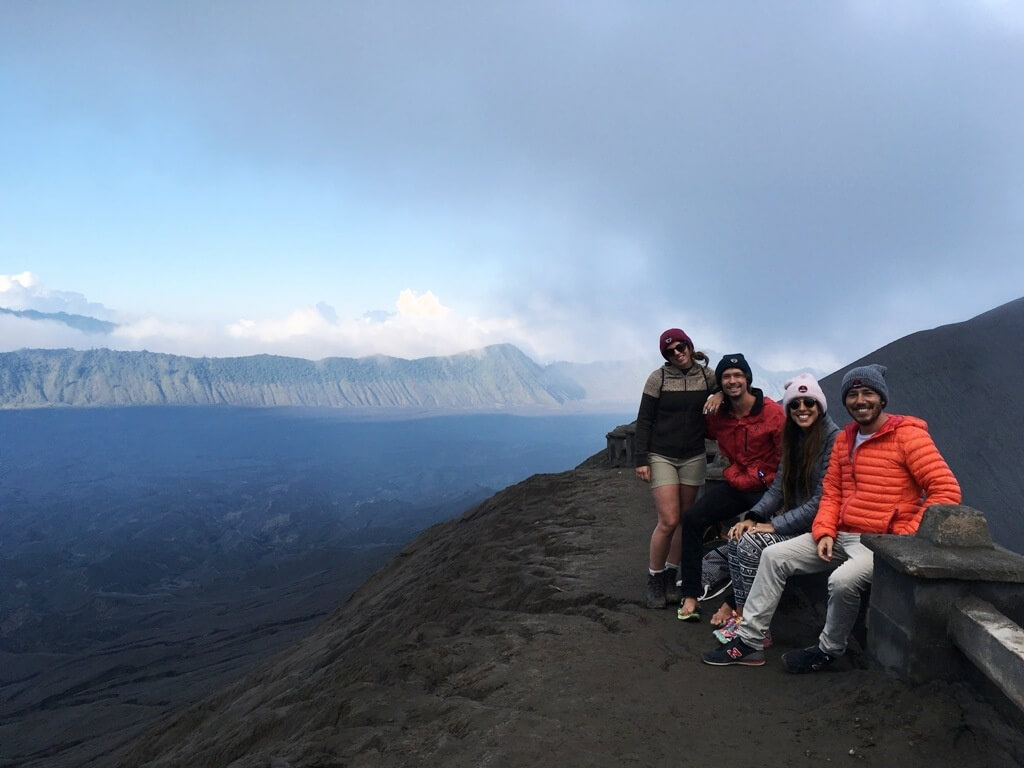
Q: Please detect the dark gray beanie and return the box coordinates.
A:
[841,364,888,405]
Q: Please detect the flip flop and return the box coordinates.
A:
[676,605,702,622]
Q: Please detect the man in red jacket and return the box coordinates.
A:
[702,363,961,670]
[676,354,785,621]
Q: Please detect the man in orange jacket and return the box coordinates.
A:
[702,363,961,670]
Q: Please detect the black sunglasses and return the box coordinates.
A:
[787,397,819,410]
[665,345,689,357]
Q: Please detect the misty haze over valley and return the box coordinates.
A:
[0,406,627,766]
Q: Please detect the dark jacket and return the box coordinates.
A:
[634,363,714,466]
[746,414,840,535]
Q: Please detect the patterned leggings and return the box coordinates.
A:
[727,531,794,610]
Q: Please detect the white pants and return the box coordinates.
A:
[736,531,873,657]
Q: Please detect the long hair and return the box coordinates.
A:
[780,410,825,511]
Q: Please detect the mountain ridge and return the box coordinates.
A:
[0,344,587,410]
[815,295,1024,550]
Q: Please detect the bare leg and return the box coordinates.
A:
[669,484,698,566]
[649,484,681,571]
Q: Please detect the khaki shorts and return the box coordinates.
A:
[648,452,707,489]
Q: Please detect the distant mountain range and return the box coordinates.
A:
[0,305,118,334]
[0,341,806,411]
[0,344,589,410]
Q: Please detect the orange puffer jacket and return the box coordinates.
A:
[812,414,961,540]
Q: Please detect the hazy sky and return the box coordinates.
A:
[2,1,1022,371]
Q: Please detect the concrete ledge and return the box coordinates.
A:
[950,597,1024,714]
[865,535,1024,581]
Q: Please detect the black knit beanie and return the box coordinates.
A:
[715,354,752,387]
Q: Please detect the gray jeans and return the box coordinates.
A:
[736,531,873,657]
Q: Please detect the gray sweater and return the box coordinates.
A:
[745,414,840,536]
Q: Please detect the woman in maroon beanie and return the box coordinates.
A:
[634,328,716,608]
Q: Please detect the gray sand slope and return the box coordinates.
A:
[115,460,1024,767]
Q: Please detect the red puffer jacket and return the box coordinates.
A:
[812,414,961,540]
[706,389,785,493]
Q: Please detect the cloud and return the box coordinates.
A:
[395,289,450,319]
[0,272,118,320]
[0,314,97,351]
[0,279,566,362]
[3,5,1023,374]
[214,290,511,360]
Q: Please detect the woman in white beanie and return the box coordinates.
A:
[708,373,840,641]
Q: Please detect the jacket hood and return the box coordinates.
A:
[723,386,767,416]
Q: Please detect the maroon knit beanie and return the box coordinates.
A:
[660,328,693,358]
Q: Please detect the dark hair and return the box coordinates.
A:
[780,411,825,511]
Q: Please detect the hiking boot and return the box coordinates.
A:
[663,567,680,604]
[782,645,834,673]
[701,637,765,666]
[646,572,666,608]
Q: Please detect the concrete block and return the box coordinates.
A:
[950,597,1024,713]
[916,504,993,548]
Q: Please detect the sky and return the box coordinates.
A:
[2,1,1023,372]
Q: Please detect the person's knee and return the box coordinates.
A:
[828,568,871,596]
[737,536,763,561]
[655,515,679,534]
[760,540,785,567]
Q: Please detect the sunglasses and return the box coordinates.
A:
[788,397,819,410]
[665,345,689,356]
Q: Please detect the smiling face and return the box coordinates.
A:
[665,343,692,369]
[719,368,749,399]
[787,397,820,430]
[845,386,886,432]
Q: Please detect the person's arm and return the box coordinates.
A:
[890,427,962,533]
[746,458,784,522]
[907,431,961,506]
[633,370,662,468]
[703,390,724,415]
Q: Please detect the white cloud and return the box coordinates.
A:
[395,289,450,319]
[0,271,117,319]
[2,277,527,360]
[0,314,96,351]
[217,290,511,360]
[0,271,39,293]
